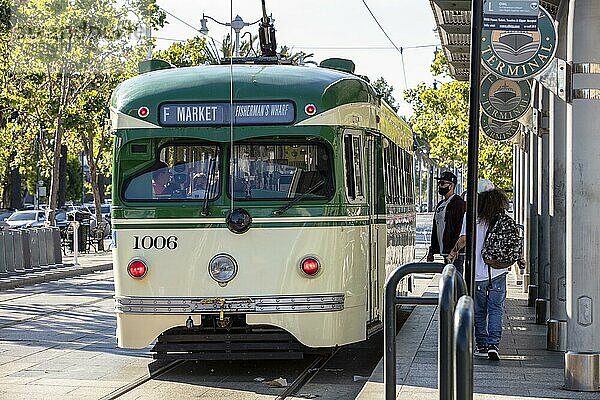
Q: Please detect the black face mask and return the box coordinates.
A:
[438,187,450,196]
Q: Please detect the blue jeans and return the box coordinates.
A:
[453,254,465,276]
[474,273,507,348]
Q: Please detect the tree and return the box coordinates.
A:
[372,77,398,112]
[6,0,163,223]
[404,52,512,189]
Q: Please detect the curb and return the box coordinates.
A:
[0,263,113,290]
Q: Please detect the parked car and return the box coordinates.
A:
[5,210,46,228]
[0,209,15,221]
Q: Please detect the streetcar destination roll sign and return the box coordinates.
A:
[159,101,295,126]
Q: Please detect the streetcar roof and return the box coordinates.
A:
[110,64,412,148]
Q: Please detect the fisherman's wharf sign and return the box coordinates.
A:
[481,5,557,80]
[480,74,531,121]
[481,113,520,141]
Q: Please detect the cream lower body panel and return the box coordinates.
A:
[116,305,366,349]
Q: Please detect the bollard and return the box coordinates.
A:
[38,228,48,267]
[5,230,16,272]
[384,262,445,400]
[52,228,62,266]
[12,230,24,271]
[29,229,40,269]
[45,228,55,267]
[454,295,474,400]
[21,229,31,270]
[0,231,7,273]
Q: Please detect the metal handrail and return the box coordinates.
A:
[384,262,445,400]
[439,265,467,400]
[454,296,474,400]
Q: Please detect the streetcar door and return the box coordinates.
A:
[366,133,379,321]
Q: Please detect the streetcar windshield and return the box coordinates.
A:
[124,144,220,201]
[230,143,333,200]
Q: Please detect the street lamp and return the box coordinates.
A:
[199,14,260,57]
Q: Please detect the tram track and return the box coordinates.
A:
[275,348,339,399]
[98,359,186,400]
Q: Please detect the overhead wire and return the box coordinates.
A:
[158,7,222,62]
[360,0,408,89]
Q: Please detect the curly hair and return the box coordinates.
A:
[477,188,509,224]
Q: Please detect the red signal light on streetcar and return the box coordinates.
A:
[301,257,320,276]
[128,260,147,279]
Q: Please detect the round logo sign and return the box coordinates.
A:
[480,74,531,121]
[481,6,557,80]
[480,114,520,141]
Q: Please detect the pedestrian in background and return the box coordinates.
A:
[447,178,524,360]
[427,171,466,274]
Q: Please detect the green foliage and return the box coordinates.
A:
[66,153,82,203]
[154,36,209,67]
[0,0,160,210]
[404,60,513,189]
[372,77,398,112]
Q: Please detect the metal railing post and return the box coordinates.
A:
[454,295,474,400]
[72,221,80,266]
[439,265,468,400]
[384,262,445,400]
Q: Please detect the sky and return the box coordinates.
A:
[153,1,444,117]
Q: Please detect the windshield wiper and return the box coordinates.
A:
[201,158,217,216]
[272,179,326,216]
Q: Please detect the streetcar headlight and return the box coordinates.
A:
[208,254,238,284]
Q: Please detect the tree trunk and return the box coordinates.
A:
[58,144,67,208]
[48,120,64,224]
[88,155,104,251]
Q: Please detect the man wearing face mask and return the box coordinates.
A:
[426,171,466,274]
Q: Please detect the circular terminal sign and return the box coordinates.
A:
[481,6,557,80]
[480,114,520,142]
[480,74,531,122]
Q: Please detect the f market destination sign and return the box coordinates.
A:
[480,74,531,121]
[481,5,557,80]
[159,101,295,126]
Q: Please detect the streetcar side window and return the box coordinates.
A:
[230,143,334,200]
[123,144,220,201]
[343,133,365,201]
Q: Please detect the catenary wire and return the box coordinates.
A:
[360,0,408,89]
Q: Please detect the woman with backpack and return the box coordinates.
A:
[447,178,525,360]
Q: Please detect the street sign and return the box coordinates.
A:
[483,0,539,31]
[480,74,531,121]
[481,5,557,80]
[480,114,520,141]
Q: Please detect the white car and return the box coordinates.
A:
[5,210,46,228]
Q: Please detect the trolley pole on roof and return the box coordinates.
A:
[465,0,483,296]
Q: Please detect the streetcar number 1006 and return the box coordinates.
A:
[133,235,178,250]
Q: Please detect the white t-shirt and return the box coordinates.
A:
[435,194,455,255]
[460,215,509,282]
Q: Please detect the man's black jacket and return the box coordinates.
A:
[430,194,466,255]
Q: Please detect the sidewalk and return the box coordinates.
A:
[357,272,599,400]
[0,244,112,290]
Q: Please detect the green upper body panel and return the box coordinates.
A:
[111,64,379,128]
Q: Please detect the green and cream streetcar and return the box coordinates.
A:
[110,56,415,359]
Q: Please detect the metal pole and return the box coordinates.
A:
[234,28,240,57]
[81,151,85,205]
[72,221,80,267]
[536,88,551,324]
[565,0,600,391]
[522,130,531,293]
[465,0,483,296]
[454,296,474,400]
[547,0,568,352]
[528,122,539,306]
[439,266,457,400]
